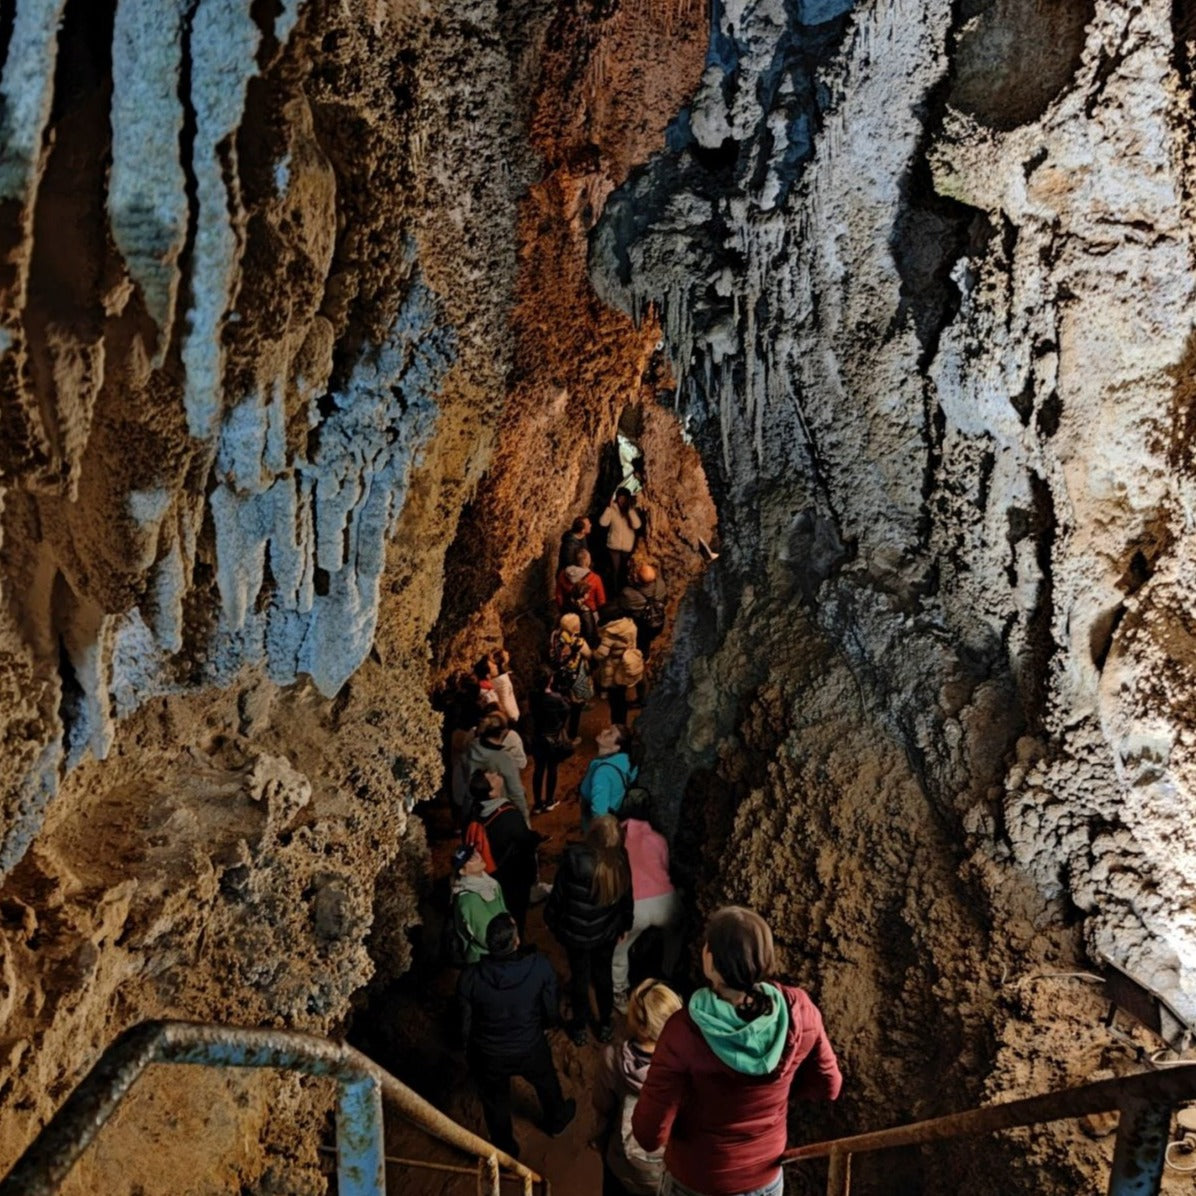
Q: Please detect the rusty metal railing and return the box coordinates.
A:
[782,1060,1196,1195]
[0,1020,549,1196]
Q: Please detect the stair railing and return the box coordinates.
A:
[782,1060,1196,1195]
[0,1019,548,1196]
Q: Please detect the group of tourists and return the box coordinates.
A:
[433,503,843,1195]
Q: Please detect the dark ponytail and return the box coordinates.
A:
[705,906,777,1023]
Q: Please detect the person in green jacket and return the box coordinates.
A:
[451,844,509,964]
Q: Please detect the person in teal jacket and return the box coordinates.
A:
[451,844,509,963]
[580,724,636,828]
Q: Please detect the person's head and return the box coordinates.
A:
[619,784,652,825]
[491,647,511,674]
[571,516,589,536]
[625,979,682,1045]
[597,603,622,625]
[452,843,485,877]
[468,768,502,805]
[615,487,632,511]
[586,814,631,906]
[595,723,631,758]
[486,912,520,957]
[559,612,581,636]
[473,656,493,682]
[636,562,657,585]
[702,906,777,1021]
[576,548,592,570]
[477,712,507,745]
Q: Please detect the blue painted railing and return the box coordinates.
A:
[782,1060,1196,1195]
[0,1020,546,1196]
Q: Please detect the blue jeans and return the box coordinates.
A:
[661,1169,784,1196]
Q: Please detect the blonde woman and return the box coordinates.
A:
[544,814,633,1045]
[593,979,683,1195]
[548,612,591,741]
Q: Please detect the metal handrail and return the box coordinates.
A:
[0,1020,549,1196]
[782,1060,1196,1195]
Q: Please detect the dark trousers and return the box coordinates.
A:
[608,685,628,725]
[532,753,559,806]
[469,1038,568,1152]
[608,549,627,590]
[566,701,582,739]
[565,941,616,1030]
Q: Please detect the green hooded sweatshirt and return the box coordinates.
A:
[688,983,790,1075]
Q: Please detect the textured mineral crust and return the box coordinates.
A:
[0,0,1193,1192]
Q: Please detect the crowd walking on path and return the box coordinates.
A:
[429,495,842,1194]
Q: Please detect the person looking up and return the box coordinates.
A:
[633,906,843,1196]
[449,843,508,965]
[474,656,498,709]
[463,770,540,936]
[556,548,606,642]
[593,979,684,1196]
[620,562,666,708]
[591,604,642,725]
[580,723,636,827]
[530,665,572,814]
[458,912,576,1159]
[466,713,530,823]
[490,647,520,725]
[548,613,592,742]
[600,488,642,589]
[545,814,634,1046]
[612,793,681,1011]
[558,516,591,573]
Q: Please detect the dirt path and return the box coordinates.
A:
[350,697,645,1194]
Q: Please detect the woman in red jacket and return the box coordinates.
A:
[632,906,842,1196]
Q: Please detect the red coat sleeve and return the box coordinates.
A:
[631,1011,689,1151]
[791,1005,843,1102]
[589,573,607,609]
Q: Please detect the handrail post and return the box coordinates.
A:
[336,1075,386,1196]
[827,1149,851,1196]
[1107,1096,1170,1196]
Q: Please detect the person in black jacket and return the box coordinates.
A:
[458,913,576,1158]
[544,814,635,1046]
[530,666,572,814]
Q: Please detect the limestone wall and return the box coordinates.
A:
[592,0,1196,1186]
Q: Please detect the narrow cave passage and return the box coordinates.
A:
[347,392,721,1191]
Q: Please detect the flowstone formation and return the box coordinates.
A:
[0,0,539,1188]
[593,0,1196,1187]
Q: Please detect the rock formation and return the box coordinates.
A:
[0,0,1192,1190]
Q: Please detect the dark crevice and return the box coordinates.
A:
[170,0,203,368]
[22,0,116,479]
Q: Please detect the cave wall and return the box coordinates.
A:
[591,0,1196,1187]
[0,0,542,1188]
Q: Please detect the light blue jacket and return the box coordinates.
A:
[580,752,636,826]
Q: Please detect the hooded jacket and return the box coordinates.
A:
[451,873,508,965]
[591,617,643,689]
[457,948,560,1059]
[544,843,634,949]
[632,983,842,1195]
[594,1039,664,1194]
[464,736,528,822]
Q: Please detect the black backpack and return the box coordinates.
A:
[638,595,666,632]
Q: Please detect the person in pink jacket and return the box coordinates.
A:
[632,906,842,1196]
[613,794,681,1010]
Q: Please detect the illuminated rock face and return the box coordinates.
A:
[592,0,1196,1182]
[0,0,1193,1190]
